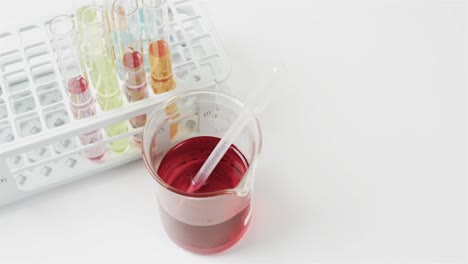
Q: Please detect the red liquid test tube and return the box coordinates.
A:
[113,0,149,143]
[123,48,149,140]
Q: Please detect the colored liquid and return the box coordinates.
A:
[91,56,121,110]
[149,40,175,94]
[67,76,106,160]
[80,5,108,67]
[149,40,178,137]
[123,49,149,143]
[104,122,130,153]
[159,200,251,255]
[79,130,106,160]
[91,56,130,153]
[154,136,251,254]
[113,31,131,80]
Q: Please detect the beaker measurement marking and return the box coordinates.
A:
[203,110,218,119]
[202,104,221,119]
[0,178,7,184]
[157,127,167,135]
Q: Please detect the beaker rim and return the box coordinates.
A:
[142,89,263,199]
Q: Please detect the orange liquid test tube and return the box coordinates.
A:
[143,0,178,138]
[149,40,178,138]
[149,40,175,94]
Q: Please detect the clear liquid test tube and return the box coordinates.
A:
[112,0,149,142]
[49,15,106,160]
[142,0,175,94]
[111,0,142,80]
[81,6,130,153]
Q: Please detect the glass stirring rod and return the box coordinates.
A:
[187,62,288,193]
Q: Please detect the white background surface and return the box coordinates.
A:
[0,0,466,263]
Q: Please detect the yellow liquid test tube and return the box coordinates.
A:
[75,0,114,66]
[93,56,130,153]
[82,6,130,153]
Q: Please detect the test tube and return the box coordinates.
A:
[111,0,139,81]
[142,0,178,138]
[74,0,97,67]
[142,0,175,94]
[112,0,149,142]
[81,6,130,153]
[49,15,106,160]
[74,0,113,67]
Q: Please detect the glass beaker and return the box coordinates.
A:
[142,90,262,254]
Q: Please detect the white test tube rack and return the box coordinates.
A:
[0,0,230,206]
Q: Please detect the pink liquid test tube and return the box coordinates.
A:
[68,76,106,160]
[49,15,106,160]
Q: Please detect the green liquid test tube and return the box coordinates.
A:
[75,0,113,67]
[93,56,130,153]
[82,6,130,153]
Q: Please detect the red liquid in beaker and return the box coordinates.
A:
[155,136,251,254]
